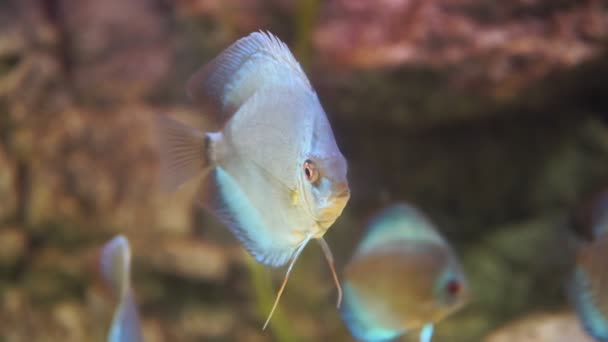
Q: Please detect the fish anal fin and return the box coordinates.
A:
[196,167,295,268]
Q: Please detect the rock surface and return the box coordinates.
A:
[484,312,594,342]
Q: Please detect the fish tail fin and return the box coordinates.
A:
[154,113,209,191]
[108,289,143,342]
[262,234,312,330]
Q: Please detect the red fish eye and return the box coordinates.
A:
[303,160,318,182]
[446,280,461,296]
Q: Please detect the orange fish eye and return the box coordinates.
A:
[303,160,319,182]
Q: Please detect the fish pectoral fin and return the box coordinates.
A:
[154,113,208,192]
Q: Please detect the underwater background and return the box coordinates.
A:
[1,0,608,341]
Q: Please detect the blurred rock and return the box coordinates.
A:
[2,287,26,317]
[484,312,593,342]
[23,105,198,239]
[58,0,171,102]
[315,0,608,95]
[531,118,608,213]
[174,0,274,31]
[141,318,167,342]
[1,0,66,123]
[175,305,236,340]
[0,227,27,269]
[52,301,87,342]
[457,215,577,340]
[0,287,30,342]
[135,235,235,282]
[0,147,17,222]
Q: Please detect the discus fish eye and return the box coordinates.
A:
[445,279,461,296]
[303,160,319,183]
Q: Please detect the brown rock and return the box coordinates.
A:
[2,287,26,317]
[0,227,27,268]
[0,147,17,222]
[175,305,236,340]
[314,0,608,94]
[135,235,234,282]
[24,105,198,238]
[59,0,172,101]
[141,318,167,342]
[52,301,87,342]
[174,0,272,31]
[484,312,594,342]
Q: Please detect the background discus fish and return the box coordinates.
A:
[340,203,469,342]
[568,202,608,342]
[154,31,350,328]
[100,235,142,342]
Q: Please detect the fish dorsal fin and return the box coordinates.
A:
[108,289,143,342]
[356,203,445,257]
[100,235,131,298]
[186,31,311,124]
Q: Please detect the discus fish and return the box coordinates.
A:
[100,235,142,342]
[340,203,469,342]
[568,220,608,341]
[155,31,350,328]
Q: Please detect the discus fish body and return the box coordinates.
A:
[99,235,142,342]
[341,203,469,342]
[155,31,350,328]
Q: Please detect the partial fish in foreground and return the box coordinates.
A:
[568,195,608,342]
[155,31,350,329]
[340,203,469,342]
[100,235,142,342]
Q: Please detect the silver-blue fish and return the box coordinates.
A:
[155,31,350,328]
[340,203,469,342]
[568,194,608,342]
[100,235,142,342]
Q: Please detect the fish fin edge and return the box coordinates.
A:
[196,167,296,268]
[108,289,142,342]
[154,113,208,192]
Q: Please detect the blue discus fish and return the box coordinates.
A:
[155,31,350,328]
[340,203,469,342]
[568,217,608,341]
[100,235,142,342]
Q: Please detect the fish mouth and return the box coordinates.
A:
[316,189,351,229]
[332,183,350,200]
